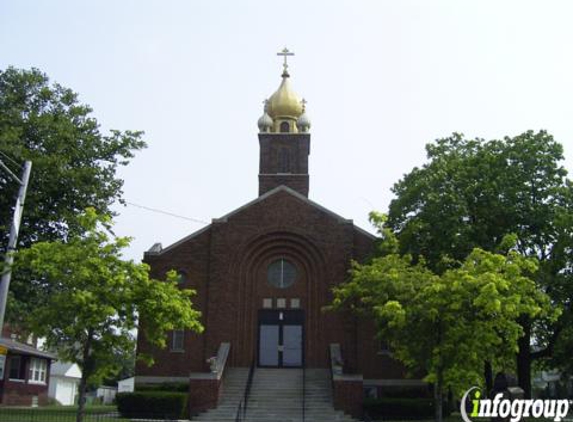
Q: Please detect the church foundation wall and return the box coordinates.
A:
[332,377,364,419]
[188,378,221,416]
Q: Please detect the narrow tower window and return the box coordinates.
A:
[280,121,290,133]
[278,149,291,173]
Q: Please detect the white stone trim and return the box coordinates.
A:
[147,225,211,256]
[188,372,218,380]
[333,373,363,382]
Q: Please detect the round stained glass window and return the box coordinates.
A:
[267,259,297,289]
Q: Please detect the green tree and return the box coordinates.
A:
[100,345,136,388]
[15,209,203,422]
[331,217,555,422]
[386,131,573,396]
[0,67,145,319]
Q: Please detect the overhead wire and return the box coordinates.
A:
[124,201,209,225]
[0,151,210,226]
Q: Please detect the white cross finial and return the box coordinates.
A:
[277,47,294,75]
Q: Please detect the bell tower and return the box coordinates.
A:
[257,48,311,197]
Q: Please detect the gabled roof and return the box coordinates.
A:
[50,361,82,378]
[147,185,377,256]
[0,337,56,360]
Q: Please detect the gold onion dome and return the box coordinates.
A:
[267,72,304,119]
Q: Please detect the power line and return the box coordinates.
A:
[125,201,209,225]
[0,151,210,225]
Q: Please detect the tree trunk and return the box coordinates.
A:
[447,387,453,416]
[435,322,444,422]
[517,317,532,399]
[76,371,88,422]
[76,332,93,422]
[435,382,443,422]
[484,360,493,395]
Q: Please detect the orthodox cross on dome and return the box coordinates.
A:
[277,47,294,76]
[301,98,307,111]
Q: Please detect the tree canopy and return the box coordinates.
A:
[15,208,203,422]
[388,131,572,271]
[386,131,573,395]
[331,216,556,421]
[0,67,145,319]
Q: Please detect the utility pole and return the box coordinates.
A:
[0,160,32,334]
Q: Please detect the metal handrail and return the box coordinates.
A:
[302,362,306,422]
[243,358,256,415]
[234,402,243,422]
[234,358,256,422]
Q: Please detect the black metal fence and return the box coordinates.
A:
[0,408,188,422]
[0,408,120,422]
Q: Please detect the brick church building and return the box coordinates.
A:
[135,51,423,419]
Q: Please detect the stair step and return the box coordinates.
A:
[192,367,359,422]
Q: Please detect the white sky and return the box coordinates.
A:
[2,1,573,261]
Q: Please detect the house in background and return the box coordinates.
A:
[94,386,117,405]
[117,376,134,393]
[48,361,81,405]
[0,337,55,406]
[533,369,573,399]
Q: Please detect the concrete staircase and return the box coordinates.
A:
[191,367,249,422]
[192,367,358,422]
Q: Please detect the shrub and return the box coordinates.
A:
[364,397,451,420]
[45,397,61,406]
[379,386,432,399]
[116,392,188,419]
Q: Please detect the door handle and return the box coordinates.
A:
[278,345,284,352]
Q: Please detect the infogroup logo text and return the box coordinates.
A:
[460,386,571,422]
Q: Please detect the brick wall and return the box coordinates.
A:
[188,378,221,415]
[258,133,310,196]
[1,380,49,406]
[135,186,410,404]
[333,378,364,419]
[259,174,309,197]
[0,354,51,406]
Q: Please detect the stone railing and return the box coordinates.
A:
[329,343,363,419]
[188,342,230,415]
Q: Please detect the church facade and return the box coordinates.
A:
[135,52,419,417]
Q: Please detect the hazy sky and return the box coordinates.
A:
[2,1,573,261]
